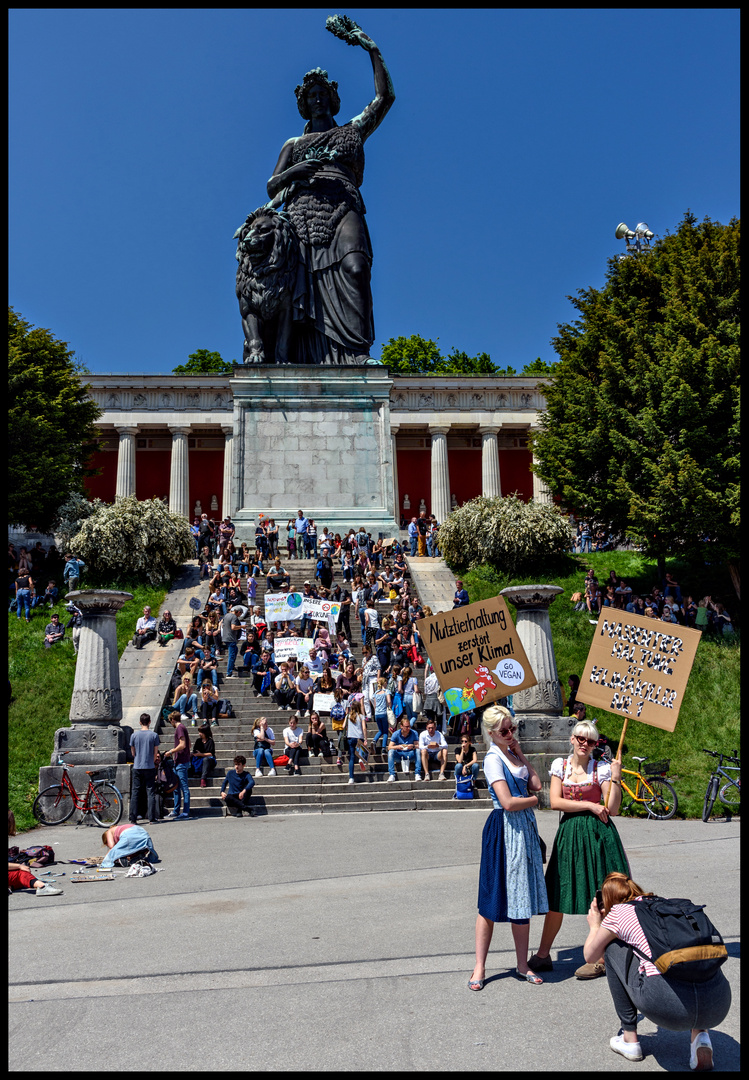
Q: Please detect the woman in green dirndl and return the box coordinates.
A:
[528,719,629,979]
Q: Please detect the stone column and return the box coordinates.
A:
[115,426,138,499]
[500,585,568,753]
[168,426,191,518]
[530,429,552,504]
[480,426,502,498]
[390,424,400,528]
[221,424,234,521]
[430,427,451,524]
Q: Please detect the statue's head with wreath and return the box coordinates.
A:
[294,67,341,123]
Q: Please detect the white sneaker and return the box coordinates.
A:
[180,714,189,722]
[255,769,263,778]
[610,1034,643,1062]
[690,1032,713,1071]
[347,778,355,784]
[414,774,423,781]
[387,774,396,783]
[36,884,63,896]
[268,768,277,776]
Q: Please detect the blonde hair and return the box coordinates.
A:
[481,704,515,751]
[570,719,600,745]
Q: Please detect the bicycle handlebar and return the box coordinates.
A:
[701,748,740,765]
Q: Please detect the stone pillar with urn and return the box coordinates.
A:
[39,590,135,819]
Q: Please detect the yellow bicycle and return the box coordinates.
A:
[620,755,678,820]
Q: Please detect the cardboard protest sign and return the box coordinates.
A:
[577,611,701,732]
[273,637,313,663]
[264,592,304,622]
[314,692,336,713]
[419,596,537,716]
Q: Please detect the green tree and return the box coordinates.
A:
[379,334,507,375]
[438,495,573,575]
[71,496,195,586]
[8,308,102,532]
[172,348,234,375]
[533,212,740,593]
[521,357,556,375]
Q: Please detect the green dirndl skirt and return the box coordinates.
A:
[544,810,629,915]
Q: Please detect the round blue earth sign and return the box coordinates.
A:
[286,593,303,609]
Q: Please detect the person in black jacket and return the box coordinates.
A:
[220,755,255,817]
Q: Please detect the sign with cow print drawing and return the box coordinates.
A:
[418,595,537,716]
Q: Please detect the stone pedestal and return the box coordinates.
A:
[41,590,135,819]
[229,366,399,536]
[500,585,571,756]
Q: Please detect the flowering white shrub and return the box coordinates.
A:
[438,495,574,575]
[70,496,195,585]
[52,492,104,552]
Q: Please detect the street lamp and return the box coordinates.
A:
[615,221,654,259]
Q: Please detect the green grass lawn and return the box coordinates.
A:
[9,579,169,833]
[458,551,740,819]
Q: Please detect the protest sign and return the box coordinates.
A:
[577,611,701,732]
[314,692,336,714]
[264,592,304,623]
[301,596,341,621]
[273,638,313,663]
[419,596,537,716]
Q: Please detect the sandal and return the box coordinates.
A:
[516,968,543,984]
[468,976,485,991]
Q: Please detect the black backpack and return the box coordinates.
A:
[626,896,727,982]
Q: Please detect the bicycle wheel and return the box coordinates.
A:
[718,780,740,813]
[702,777,719,822]
[33,785,76,825]
[89,782,123,827]
[643,778,678,820]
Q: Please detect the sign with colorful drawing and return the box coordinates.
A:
[419,596,537,716]
[576,611,701,732]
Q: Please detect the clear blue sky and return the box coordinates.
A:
[9,8,740,375]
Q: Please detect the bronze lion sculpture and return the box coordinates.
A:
[234,207,300,364]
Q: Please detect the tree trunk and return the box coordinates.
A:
[727,560,740,602]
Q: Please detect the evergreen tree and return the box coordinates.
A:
[533,212,740,592]
[8,308,101,532]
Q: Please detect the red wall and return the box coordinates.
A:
[135,449,171,502]
[447,447,482,506]
[499,449,533,500]
[396,447,432,516]
[84,450,117,503]
[189,449,224,520]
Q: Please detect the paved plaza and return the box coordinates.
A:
[8,810,740,1071]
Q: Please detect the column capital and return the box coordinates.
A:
[116,425,139,437]
[478,425,501,437]
[389,423,401,435]
[429,425,450,437]
[168,425,192,437]
[221,424,234,436]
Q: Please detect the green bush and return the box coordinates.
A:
[438,495,574,576]
[71,495,195,586]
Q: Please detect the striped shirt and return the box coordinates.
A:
[602,898,659,976]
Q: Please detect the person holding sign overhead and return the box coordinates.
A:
[469,705,548,990]
[527,718,628,980]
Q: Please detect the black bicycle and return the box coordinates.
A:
[701,748,741,821]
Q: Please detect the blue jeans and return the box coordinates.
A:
[172,763,190,815]
[16,589,31,619]
[374,714,389,751]
[176,693,199,716]
[403,693,415,723]
[388,747,421,777]
[254,747,274,771]
[409,536,417,556]
[347,737,361,779]
[196,668,218,687]
[226,641,238,676]
[454,762,479,782]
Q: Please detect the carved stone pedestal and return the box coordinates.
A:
[40,590,135,820]
[501,585,572,759]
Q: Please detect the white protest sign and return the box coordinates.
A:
[301,596,341,621]
[273,638,313,663]
[314,692,336,714]
[264,592,304,622]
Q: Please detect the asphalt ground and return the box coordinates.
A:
[8,810,740,1072]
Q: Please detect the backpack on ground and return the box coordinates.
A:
[626,896,728,982]
[9,845,56,867]
[454,771,474,800]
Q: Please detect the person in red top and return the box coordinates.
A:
[584,872,731,1070]
[161,711,192,819]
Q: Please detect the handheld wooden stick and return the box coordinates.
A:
[604,716,629,809]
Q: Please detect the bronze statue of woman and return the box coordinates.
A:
[266,15,395,365]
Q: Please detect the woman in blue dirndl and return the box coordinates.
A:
[469,705,548,989]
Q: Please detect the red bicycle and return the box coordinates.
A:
[32,751,124,827]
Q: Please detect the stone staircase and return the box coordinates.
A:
[166,549,489,816]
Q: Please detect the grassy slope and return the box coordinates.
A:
[459,552,740,819]
[9,579,169,833]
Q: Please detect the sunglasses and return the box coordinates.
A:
[573,734,598,745]
[498,726,517,736]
